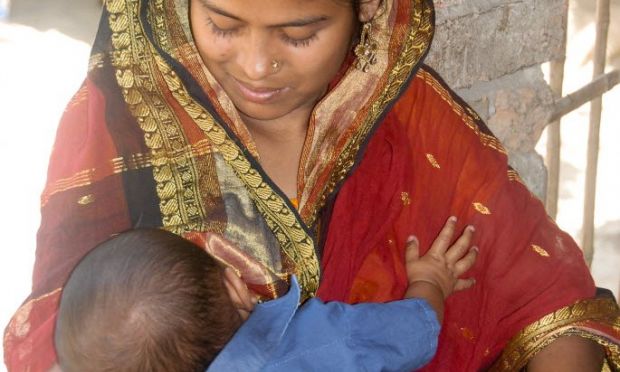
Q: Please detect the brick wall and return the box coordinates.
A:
[426,0,569,199]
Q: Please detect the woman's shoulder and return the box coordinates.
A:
[395,65,483,126]
[392,64,506,155]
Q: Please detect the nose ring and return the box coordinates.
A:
[271,60,281,72]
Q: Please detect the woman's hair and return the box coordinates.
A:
[55,228,241,372]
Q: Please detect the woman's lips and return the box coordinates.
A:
[233,79,287,104]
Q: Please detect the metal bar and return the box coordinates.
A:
[582,0,610,267]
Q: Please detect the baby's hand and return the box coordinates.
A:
[405,216,477,300]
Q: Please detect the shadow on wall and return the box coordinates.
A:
[572,0,620,68]
[8,0,102,43]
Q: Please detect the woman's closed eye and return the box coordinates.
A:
[206,18,238,38]
[280,31,318,48]
[206,17,319,48]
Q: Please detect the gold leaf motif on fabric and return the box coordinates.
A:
[507,169,525,185]
[77,194,95,206]
[426,153,441,169]
[473,202,491,215]
[531,244,550,258]
[401,192,411,206]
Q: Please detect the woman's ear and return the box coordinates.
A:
[358,0,383,23]
[222,267,256,320]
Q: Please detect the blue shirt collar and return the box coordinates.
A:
[207,276,301,371]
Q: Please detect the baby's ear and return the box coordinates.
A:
[222,268,255,320]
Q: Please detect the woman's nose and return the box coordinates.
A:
[237,32,276,81]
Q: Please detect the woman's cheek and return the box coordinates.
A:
[201,38,234,62]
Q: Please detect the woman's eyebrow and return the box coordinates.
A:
[201,1,242,20]
[269,16,330,28]
[201,1,329,28]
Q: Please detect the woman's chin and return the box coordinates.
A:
[233,100,302,123]
[236,105,285,122]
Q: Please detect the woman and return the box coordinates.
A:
[4,0,619,370]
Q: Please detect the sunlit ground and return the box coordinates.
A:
[0,3,618,370]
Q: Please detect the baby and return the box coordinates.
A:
[55,218,476,372]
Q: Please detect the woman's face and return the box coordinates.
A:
[189,0,357,122]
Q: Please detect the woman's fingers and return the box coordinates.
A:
[429,216,457,255]
[445,225,475,263]
[453,246,478,276]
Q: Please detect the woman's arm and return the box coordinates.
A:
[527,336,604,372]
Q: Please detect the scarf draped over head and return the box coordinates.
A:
[4,0,435,369]
[4,0,620,371]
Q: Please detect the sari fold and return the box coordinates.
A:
[317,66,620,370]
[4,0,619,371]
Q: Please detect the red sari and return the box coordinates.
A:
[4,0,619,371]
[317,67,620,370]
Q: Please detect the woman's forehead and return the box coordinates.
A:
[195,0,353,23]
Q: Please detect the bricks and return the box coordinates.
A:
[428,0,566,88]
[426,0,568,199]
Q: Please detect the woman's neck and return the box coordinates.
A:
[241,112,308,146]
[240,107,312,199]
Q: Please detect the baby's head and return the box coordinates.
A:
[55,229,248,372]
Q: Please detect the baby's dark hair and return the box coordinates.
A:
[55,228,241,372]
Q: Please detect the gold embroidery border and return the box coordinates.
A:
[507,169,525,185]
[154,52,319,298]
[418,68,508,155]
[302,0,434,227]
[107,0,209,234]
[4,288,62,347]
[108,0,319,297]
[150,0,319,297]
[41,169,95,206]
[573,329,620,370]
[491,297,620,371]
[41,139,213,208]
